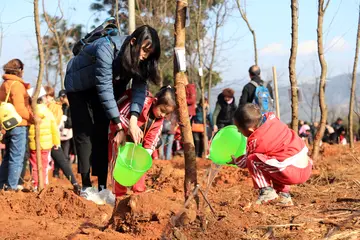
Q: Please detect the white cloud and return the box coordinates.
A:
[260,43,286,55]
[298,40,317,55]
[326,36,349,52]
[259,36,349,57]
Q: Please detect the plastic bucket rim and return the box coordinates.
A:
[209,125,246,164]
[117,143,152,173]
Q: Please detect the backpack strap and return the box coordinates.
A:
[5,81,18,103]
[250,80,259,88]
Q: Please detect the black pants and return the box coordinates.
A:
[19,127,30,185]
[193,126,212,158]
[61,140,71,162]
[54,140,72,176]
[51,147,77,185]
[193,132,203,158]
[68,88,109,189]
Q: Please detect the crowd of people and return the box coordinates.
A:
[157,65,274,160]
[297,117,350,146]
[0,59,79,192]
[0,21,346,205]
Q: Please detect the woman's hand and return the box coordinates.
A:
[129,115,143,144]
[114,130,126,149]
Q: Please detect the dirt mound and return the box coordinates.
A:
[0,186,110,219]
[108,192,189,235]
[1,144,360,239]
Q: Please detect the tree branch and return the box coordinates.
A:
[324,0,331,12]
[235,0,258,65]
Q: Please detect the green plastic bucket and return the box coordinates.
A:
[113,143,152,187]
[209,125,247,165]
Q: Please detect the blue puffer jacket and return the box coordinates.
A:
[65,33,146,122]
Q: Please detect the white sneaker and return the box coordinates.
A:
[80,187,97,198]
[256,187,278,204]
[16,185,24,191]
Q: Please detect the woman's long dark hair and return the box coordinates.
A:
[118,25,161,85]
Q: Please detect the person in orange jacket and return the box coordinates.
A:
[0,59,33,191]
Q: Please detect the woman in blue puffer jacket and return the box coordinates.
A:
[64,25,161,193]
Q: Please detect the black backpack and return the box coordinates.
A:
[72,17,119,56]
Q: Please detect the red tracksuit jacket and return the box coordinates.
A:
[108,90,164,196]
[236,112,308,168]
[109,90,163,152]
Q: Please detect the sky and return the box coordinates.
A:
[0,0,359,89]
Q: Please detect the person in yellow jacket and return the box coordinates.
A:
[44,86,70,179]
[28,86,80,193]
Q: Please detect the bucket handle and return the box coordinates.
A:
[119,144,150,173]
[129,143,136,169]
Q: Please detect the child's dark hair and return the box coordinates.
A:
[234,103,262,129]
[155,86,176,108]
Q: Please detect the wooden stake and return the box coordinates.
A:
[128,0,136,34]
[272,66,281,119]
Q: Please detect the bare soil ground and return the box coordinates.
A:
[0,143,360,239]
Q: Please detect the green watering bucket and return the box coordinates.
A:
[113,142,152,187]
[209,125,247,165]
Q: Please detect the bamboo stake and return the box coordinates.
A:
[272,66,280,119]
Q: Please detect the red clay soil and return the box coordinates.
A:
[1,144,360,239]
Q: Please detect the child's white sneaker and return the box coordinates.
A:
[256,187,278,204]
[278,192,294,206]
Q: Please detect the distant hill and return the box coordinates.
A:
[209,73,360,123]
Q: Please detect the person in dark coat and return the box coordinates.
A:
[193,98,213,157]
[212,88,237,132]
[331,118,344,144]
[239,65,273,106]
[64,25,161,192]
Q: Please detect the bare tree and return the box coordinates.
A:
[312,0,331,160]
[0,21,3,57]
[194,0,208,158]
[289,0,299,132]
[207,2,227,104]
[115,0,120,28]
[349,5,360,149]
[33,0,45,191]
[235,0,258,65]
[174,0,198,201]
[42,0,65,89]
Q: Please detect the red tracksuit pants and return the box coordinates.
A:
[246,154,312,193]
[29,150,51,187]
[108,140,146,197]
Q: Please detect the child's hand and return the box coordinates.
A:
[227,155,237,165]
[54,145,59,150]
[129,115,143,144]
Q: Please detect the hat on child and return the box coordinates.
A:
[27,86,47,99]
[58,89,66,98]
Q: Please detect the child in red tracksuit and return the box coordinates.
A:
[229,104,312,206]
[108,86,176,197]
